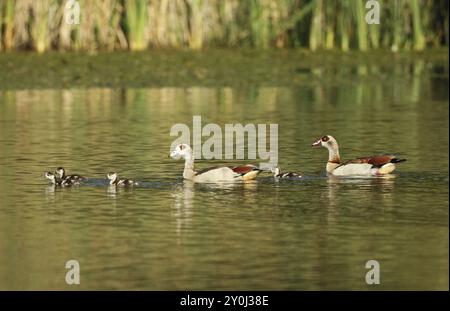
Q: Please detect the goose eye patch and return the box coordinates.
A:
[179,145,184,150]
[321,136,329,142]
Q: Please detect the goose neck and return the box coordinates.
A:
[183,153,196,180]
[327,143,341,163]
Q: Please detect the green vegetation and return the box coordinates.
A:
[124,0,148,50]
[0,0,448,52]
[0,49,447,89]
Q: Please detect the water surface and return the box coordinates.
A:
[0,58,448,290]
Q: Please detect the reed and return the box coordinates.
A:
[0,0,447,52]
[249,0,272,48]
[30,0,51,53]
[309,0,323,51]
[391,0,402,51]
[338,0,350,51]
[410,0,425,50]
[124,0,149,50]
[95,0,127,50]
[0,2,3,50]
[324,0,336,50]
[353,0,368,51]
[217,0,239,46]
[2,0,15,50]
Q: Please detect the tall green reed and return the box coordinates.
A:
[124,0,148,50]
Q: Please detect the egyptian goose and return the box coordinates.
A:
[107,172,138,186]
[271,166,302,179]
[56,167,84,183]
[169,144,262,183]
[312,135,406,176]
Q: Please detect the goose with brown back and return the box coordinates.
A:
[169,144,262,183]
[312,135,406,176]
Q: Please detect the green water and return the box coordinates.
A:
[0,53,448,290]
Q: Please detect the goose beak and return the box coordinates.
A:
[312,140,322,148]
[169,150,180,159]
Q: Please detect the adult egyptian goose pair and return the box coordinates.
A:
[169,144,262,183]
[312,135,406,176]
[170,136,406,182]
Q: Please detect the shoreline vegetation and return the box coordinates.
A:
[0,0,448,53]
[0,49,448,89]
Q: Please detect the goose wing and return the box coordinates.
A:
[196,164,260,176]
[344,155,406,167]
[230,164,261,176]
[194,164,261,181]
[195,166,222,176]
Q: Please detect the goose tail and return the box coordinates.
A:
[391,158,407,163]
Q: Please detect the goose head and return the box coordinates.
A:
[170,144,192,160]
[312,135,338,150]
[56,167,65,179]
[312,135,341,165]
[45,172,56,184]
[107,172,118,184]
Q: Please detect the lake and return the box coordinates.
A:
[0,52,448,290]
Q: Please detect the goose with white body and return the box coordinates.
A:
[312,135,406,176]
[169,144,262,183]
